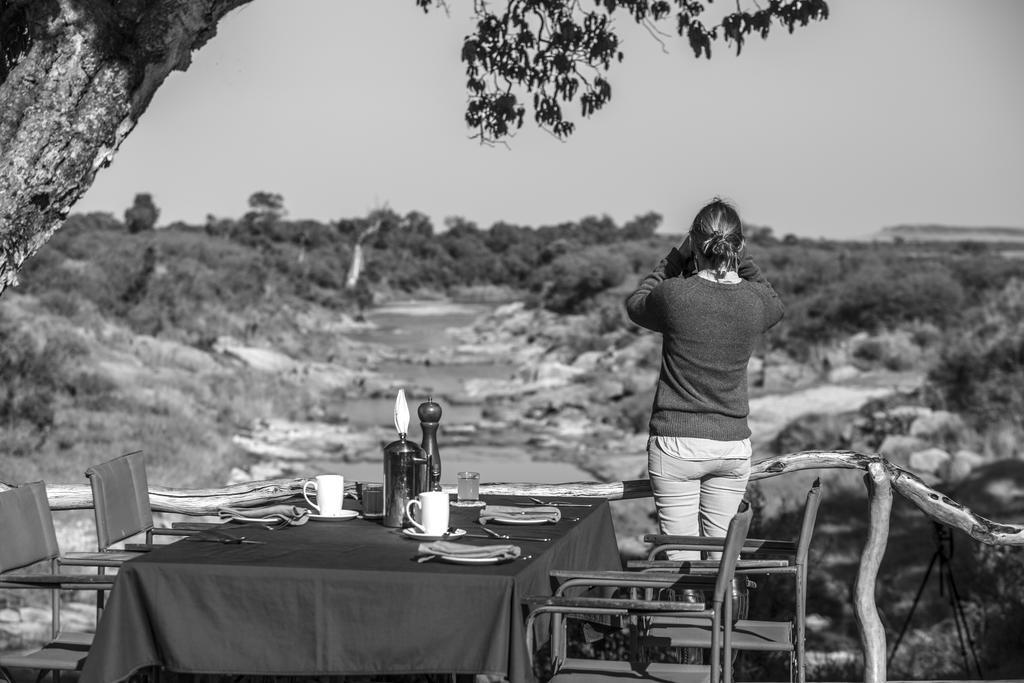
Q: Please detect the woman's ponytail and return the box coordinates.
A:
[690,198,744,278]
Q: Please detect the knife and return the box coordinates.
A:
[186,531,265,545]
[463,533,551,542]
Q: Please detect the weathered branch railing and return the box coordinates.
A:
[3,449,1020,683]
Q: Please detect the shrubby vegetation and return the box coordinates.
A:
[928,278,1024,432]
[14,202,1024,427]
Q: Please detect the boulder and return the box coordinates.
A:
[878,434,930,468]
[909,410,964,441]
[826,364,861,383]
[530,361,586,384]
[610,335,660,369]
[214,338,297,373]
[908,447,952,477]
[131,334,221,374]
[762,352,817,392]
[572,350,605,371]
[941,449,985,484]
[232,418,383,461]
[589,377,626,401]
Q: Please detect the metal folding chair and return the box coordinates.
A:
[84,450,207,554]
[62,451,212,619]
[0,482,116,683]
[525,501,753,683]
[632,479,823,683]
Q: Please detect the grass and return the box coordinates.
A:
[0,293,335,490]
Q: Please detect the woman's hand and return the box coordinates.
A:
[676,234,697,277]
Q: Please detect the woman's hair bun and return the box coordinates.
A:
[690,198,744,274]
[704,232,732,256]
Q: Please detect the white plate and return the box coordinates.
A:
[435,552,517,565]
[308,510,359,522]
[485,516,556,525]
[402,528,467,541]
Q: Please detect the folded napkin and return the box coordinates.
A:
[417,541,521,560]
[218,504,310,526]
[479,505,561,525]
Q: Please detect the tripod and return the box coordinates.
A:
[887,522,983,678]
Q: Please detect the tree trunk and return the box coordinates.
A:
[0,0,252,295]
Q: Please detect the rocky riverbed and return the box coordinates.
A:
[220,301,953,552]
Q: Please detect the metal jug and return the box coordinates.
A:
[382,435,426,527]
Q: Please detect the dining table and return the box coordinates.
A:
[79,493,623,683]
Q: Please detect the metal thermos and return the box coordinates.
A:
[382,435,426,528]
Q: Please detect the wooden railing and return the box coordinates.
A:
[3,449,1018,683]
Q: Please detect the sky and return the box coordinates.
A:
[74,0,1024,240]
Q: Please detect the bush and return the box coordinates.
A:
[532,246,630,314]
[928,279,1024,430]
[0,322,79,454]
[850,331,922,371]
[829,265,965,332]
[772,412,854,455]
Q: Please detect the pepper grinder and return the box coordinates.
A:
[418,397,442,491]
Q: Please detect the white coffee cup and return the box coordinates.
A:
[303,474,345,517]
[405,491,450,536]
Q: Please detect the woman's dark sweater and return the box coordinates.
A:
[626,248,785,441]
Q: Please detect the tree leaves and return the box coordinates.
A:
[418,0,830,143]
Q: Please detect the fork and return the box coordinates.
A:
[475,524,550,542]
[528,497,593,508]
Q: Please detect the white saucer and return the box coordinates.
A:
[308,510,359,521]
[450,500,486,508]
[402,528,467,540]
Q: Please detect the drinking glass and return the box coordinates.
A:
[457,471,480,503]
[361,483,384,519]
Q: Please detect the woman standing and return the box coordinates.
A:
[626,198,784,560]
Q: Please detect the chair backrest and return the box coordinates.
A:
[0,482,61,573]
[795,478,823,566]
[86,451,154,549]
[709,500,753,606]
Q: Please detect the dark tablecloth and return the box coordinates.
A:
[80,495,622,683]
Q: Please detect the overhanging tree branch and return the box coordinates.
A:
[0,0,827,295]
[0,0,252,296]
[419,0,829,143]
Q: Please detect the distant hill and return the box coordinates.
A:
[875,224,1024,243]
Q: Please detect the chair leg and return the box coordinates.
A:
[796,569,807,683]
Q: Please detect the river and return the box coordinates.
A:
[335,300,595,485]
